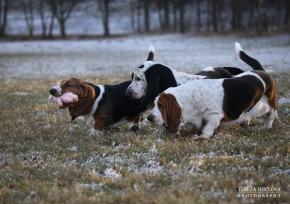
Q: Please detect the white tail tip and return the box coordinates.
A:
[149,45,155,53]
[235,42,242,58]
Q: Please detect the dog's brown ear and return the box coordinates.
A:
[157,93,181,133]
[80,83,95,98]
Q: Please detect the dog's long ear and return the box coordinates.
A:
[157,93,181,133]
[146,46,155,61]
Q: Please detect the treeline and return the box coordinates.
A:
[0,0,289,39]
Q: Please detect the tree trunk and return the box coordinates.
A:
[60,18,66,37]
[48,12,55,38]
[196,0,201,32]
[247,0,254,30]
[257,0,268,34]
[136,0,141,33]
[50,0,78,38]
[0,0,8,37]
[217,1,224,32]
[231,0,241,31]
[206,0,210,31]
[103,0,109,36]
[129,0,136,32]
[143,0,150,33]
[179,0,186,33]
[284,0,290,27]
[39,0,47,37]
[163,0,170,31]
[99,0,110,36]
[22,0,34,37]
[172,0,178,31]
[29,0,34,36]
[157,2,163,31]
[212,0,218,32]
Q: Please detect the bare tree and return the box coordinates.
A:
[129,0,136,32]
[211,0,218,32]
[163,0,170,31]
[284,0,290,28]
[50,0,79,38]
[48,10,55,37]
[178,0,187,33]
[196,0,201,32]
[156,1,163,31]
[39,0,46,37]
[136,0,142,33]
[143,0,150,33]
[21,0,34,37]
[36,0,56,38]
[98,0,110,36]
[257,0,268,34]
[0,0,8,37]
[231,0,241,31]
[172,0,178,31]
[206,0,210,32]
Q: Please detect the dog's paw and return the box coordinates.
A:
[130,125,139,132]
[88,128,104,136]
[240,120,250,128]
[192,134,211,141]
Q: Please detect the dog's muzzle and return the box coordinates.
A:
[49,85,61,97]
[49,88,57,96]
[125,87,134,97]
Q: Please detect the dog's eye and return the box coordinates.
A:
[135,77,141,81]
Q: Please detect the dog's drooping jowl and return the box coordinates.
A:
[148,71,277,139]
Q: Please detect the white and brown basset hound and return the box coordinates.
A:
[148,71,277,139]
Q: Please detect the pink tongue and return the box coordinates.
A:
[50,92,78,108]
[60,92,78,103]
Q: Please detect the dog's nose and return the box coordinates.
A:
[147,114,154,122]
[49,88,57,95]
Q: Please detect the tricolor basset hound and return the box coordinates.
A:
[49,78,153,132]
[147,71,277,139]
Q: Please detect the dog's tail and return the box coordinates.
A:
[235,42,265,71]
[146,46,155,61]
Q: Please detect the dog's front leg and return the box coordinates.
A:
[130,117,143,132]
[193,114,223,140]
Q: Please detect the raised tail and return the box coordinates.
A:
[146,46,155,61]
[235,42,265,71]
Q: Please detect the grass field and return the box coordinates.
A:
[0,72,289,204]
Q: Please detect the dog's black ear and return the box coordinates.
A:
[146,46,155,61]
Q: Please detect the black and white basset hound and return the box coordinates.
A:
[125,43,265,100]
